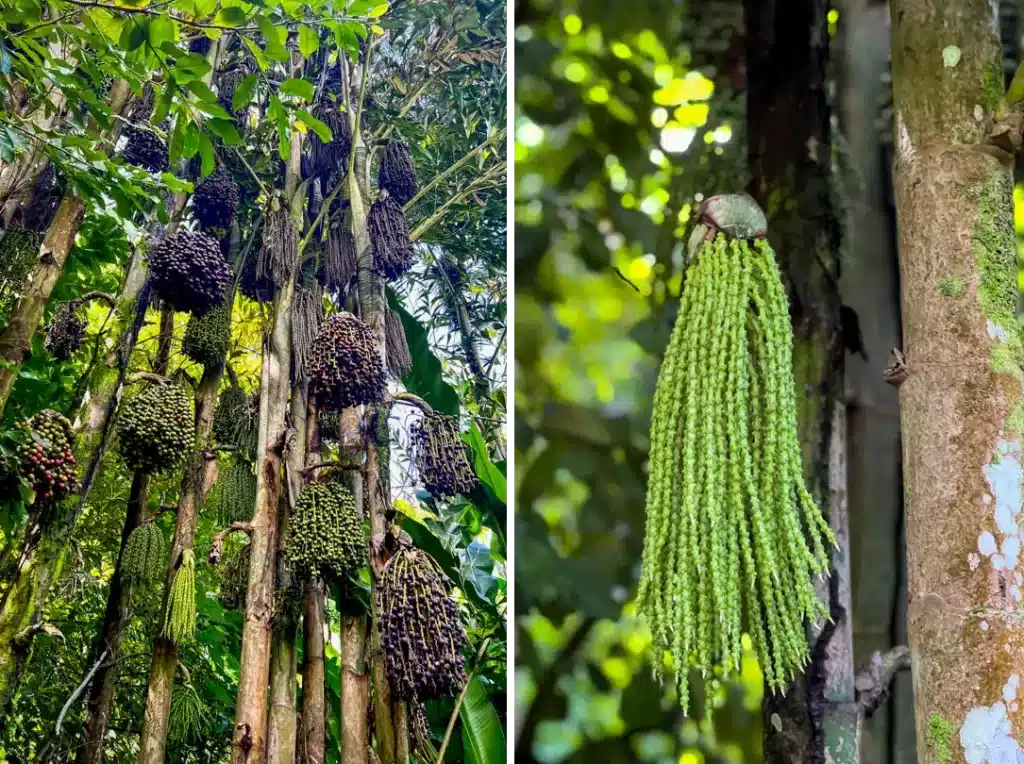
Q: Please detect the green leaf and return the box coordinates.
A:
[279,78,314,101]
[119,18,148,51]
[214,6,248,26]
[168,113,185,164]
[368,3,388,17]
[460,677,506,764]
[465,421,506,505]
[330,21,361,61]
[386,288,460,416]
[298,25,320,58]
[1007,62,1024,104]
[207,118,242,145]
[232,74,258,113]
[198,132,215,176]
[259,16,289,62]
[242,37,269,71]
[182,122,201,158]
[296,109,332,142]
[147,14,176,48]
[187,79,219,104]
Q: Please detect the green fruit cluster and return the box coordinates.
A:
[182,305,231,368]
[121,522,167,584]
[377,549,468,701]
[0,227,40,319]
[309,312,386,411]
[149,230,232,316]
[212,386,258,458]
[636,235,837,714]
[4,409,79,504]
[122,126,169,173]
[411,413,476,499]
[45,302,85,360]
[284,479,365,580]
[118,384,195,474]
[192,167,239,230]
[378,140,418,205]
[208,460,256,524]
[161,549,197,643]
[367,196,413,280]
[168,683,207,743]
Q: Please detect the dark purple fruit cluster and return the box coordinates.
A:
[309,312,385,411]
[377,549,468,701]
[149,230,232,315]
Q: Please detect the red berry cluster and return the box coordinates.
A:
[12,410,80,504]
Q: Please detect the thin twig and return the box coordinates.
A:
[55,647,109,736]
[130,371,173,386]
[390,392,433,416]
[402,130,505,213]
[437,638,491,764]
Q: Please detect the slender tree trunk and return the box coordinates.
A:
[232,118,302,760]
[338,405,370,764]
[340,615,369,764]
[889,1,1024,759]
[136,359,224,763]
[268,379,308,764]
[0,81,132,417]
[837,3,915,762]
[744,0,850,760]
[77,307,174,763]
[302,579,327,764]
[348,48,397,764]
[77,471,149,764]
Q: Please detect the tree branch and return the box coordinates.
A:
[389,392,433,416]
[130,371,172,386]
[55,647,109,736]
[70,291,117,308]
[854,645,911,718]
[402,129,505,213]
[208,521,255,564]
[408,162,505,242]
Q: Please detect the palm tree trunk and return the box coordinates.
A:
[889,0,1024,758]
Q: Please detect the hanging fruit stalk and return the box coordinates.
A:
[637,195,835,717]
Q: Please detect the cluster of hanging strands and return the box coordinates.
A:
[293,278,325,375]
[385,307,412,378]
[323,220,358,291]
[257,196,298,286]
[636,205,836,716]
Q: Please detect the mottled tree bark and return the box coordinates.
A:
[302,579,327,764]
[889,0,1024,759]
[744,0,850,760]
[338,405,370,764]
[348,51,399,764]
[268,381,307,764]
[341,615,369,764]
[232,131,302,763]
